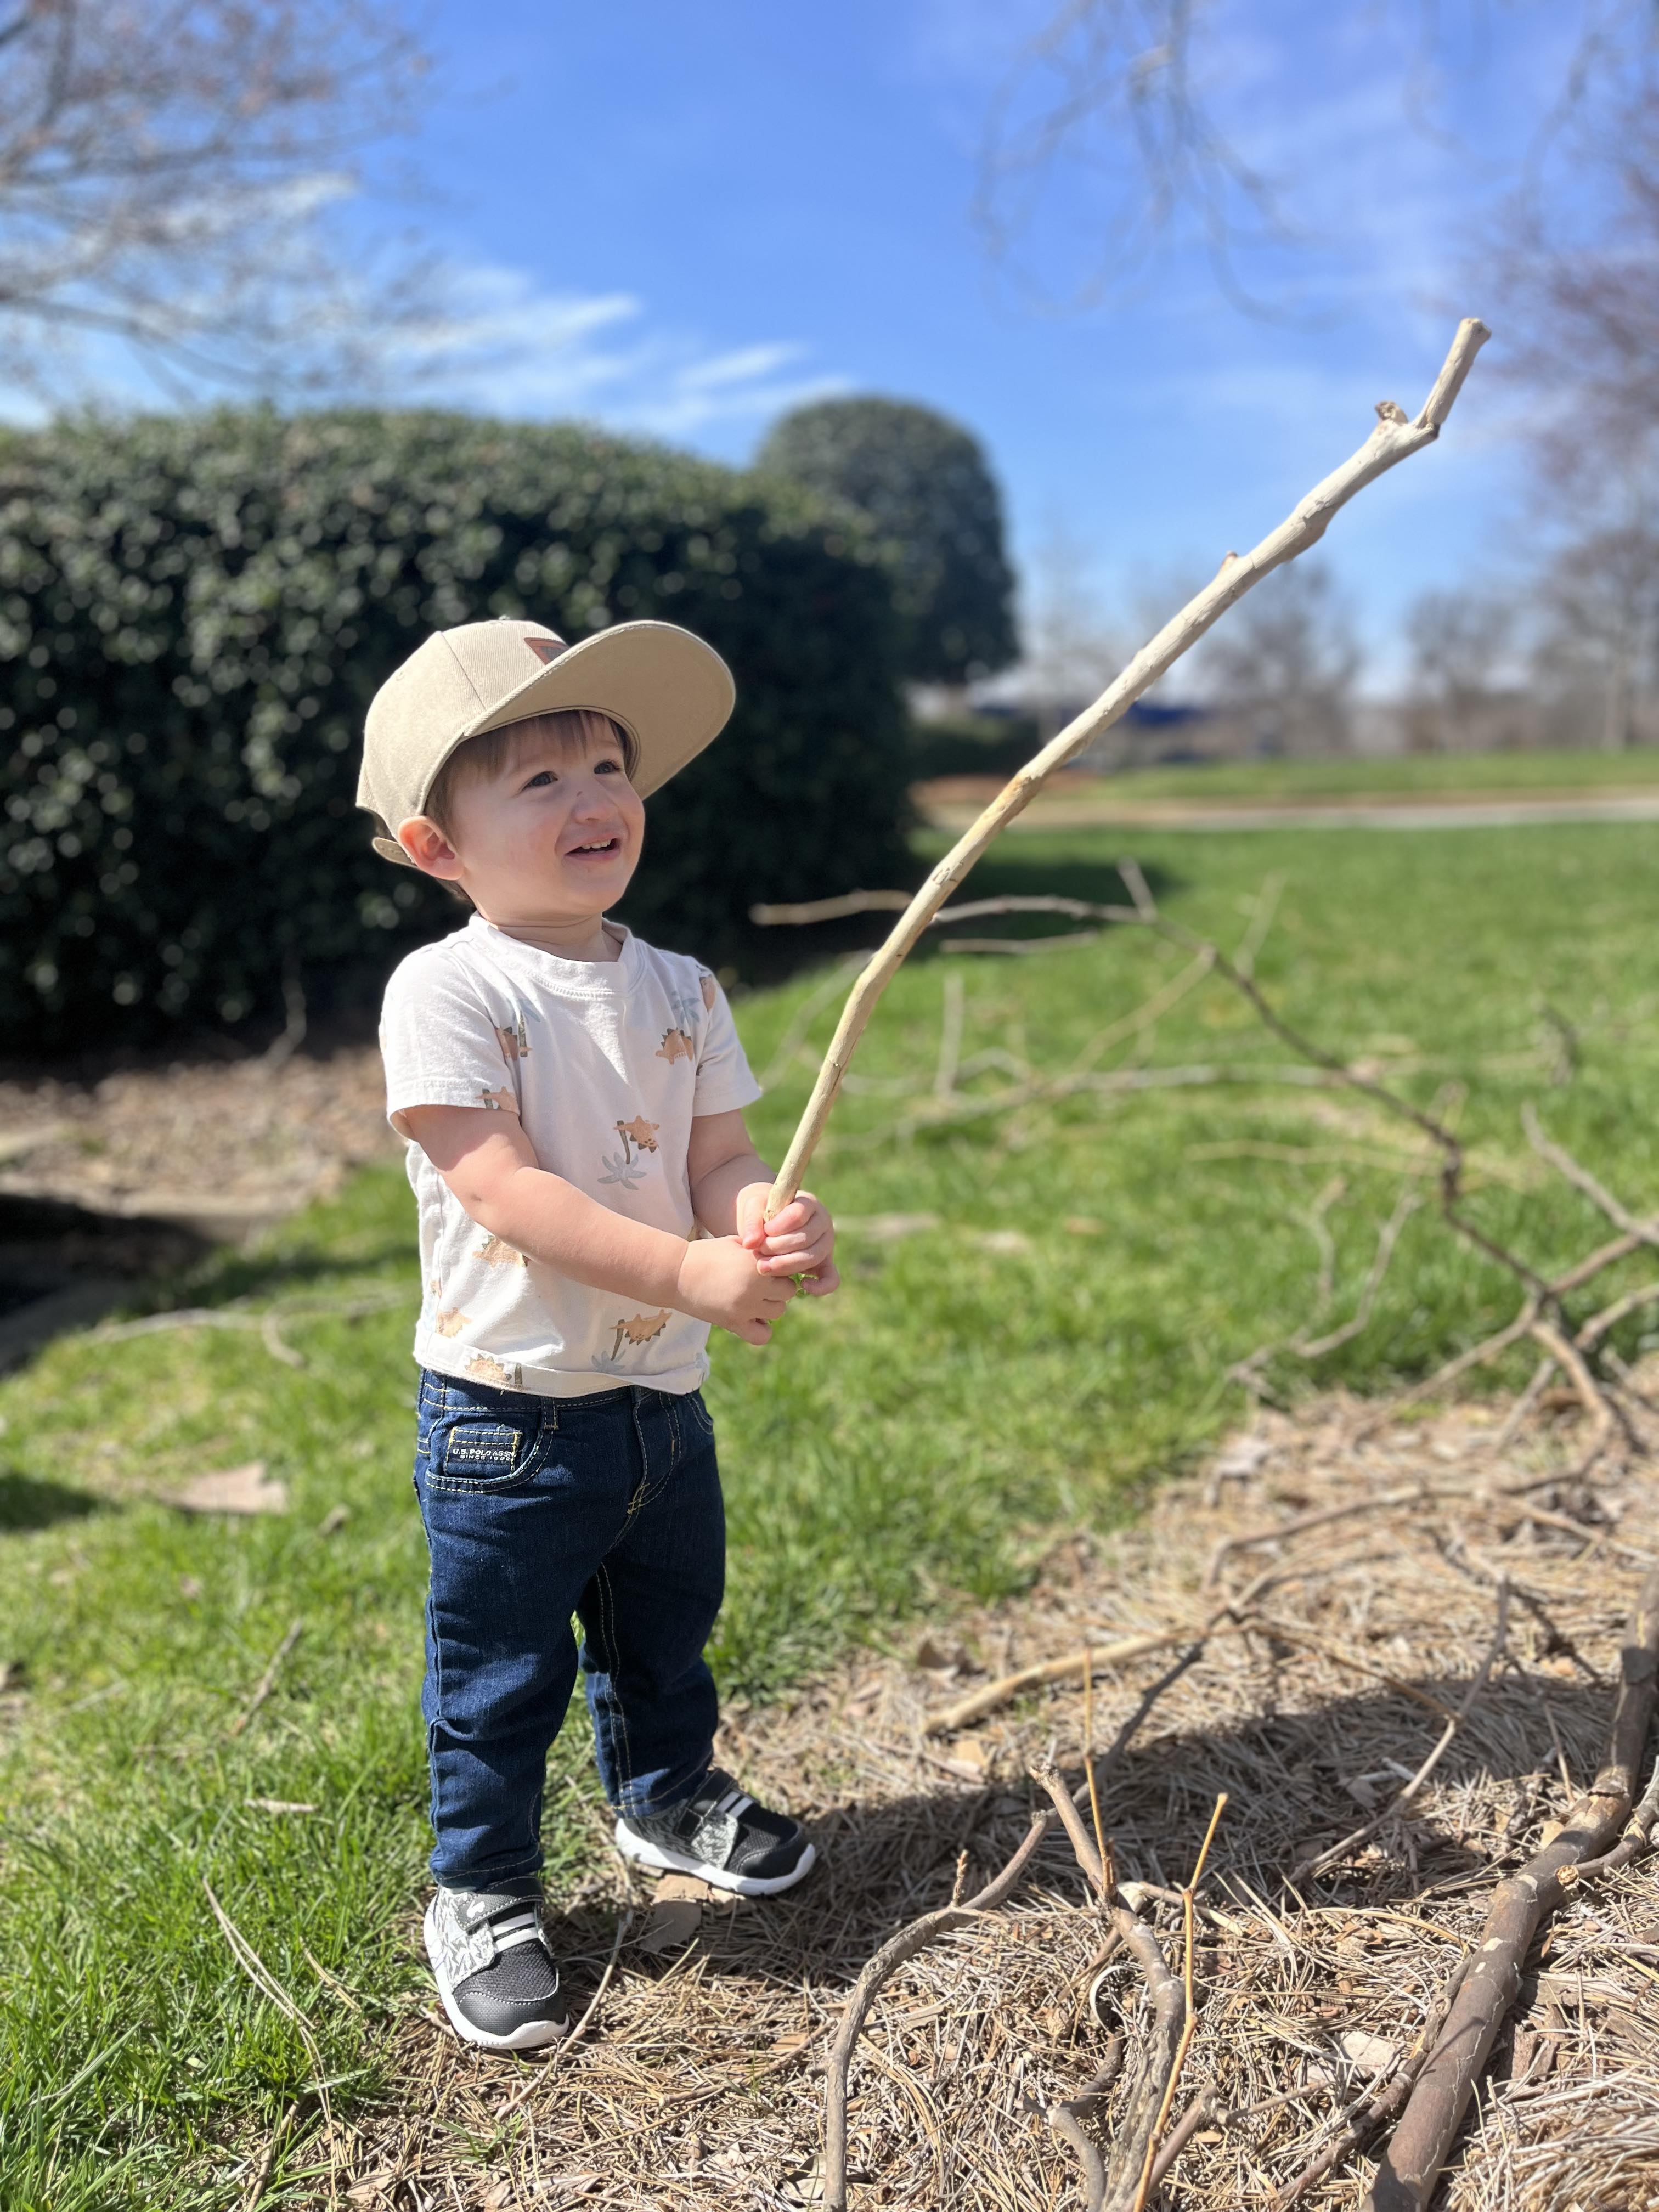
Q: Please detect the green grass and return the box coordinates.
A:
[5,818,1659,2203]
[1069,746,1659,803]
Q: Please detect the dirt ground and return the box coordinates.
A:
[0,1031,395,1242]
[309,1389,1659,2212]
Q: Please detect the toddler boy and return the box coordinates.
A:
[359,615,838,2051]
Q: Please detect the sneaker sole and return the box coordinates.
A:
[422,1899,572,2053]
[612,1820,817,1897]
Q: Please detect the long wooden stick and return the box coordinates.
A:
[763,318,1489,1218]
[1361,1567,1659,2212]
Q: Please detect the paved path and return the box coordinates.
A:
[919,791,1659,834]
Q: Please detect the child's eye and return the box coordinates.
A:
[595,758,621,775]
[522,770,556,790]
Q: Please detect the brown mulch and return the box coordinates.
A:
[314,1390,1659,2212]
[0,1034,393,1234]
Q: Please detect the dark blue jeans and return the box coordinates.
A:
[412,1368,725,1889]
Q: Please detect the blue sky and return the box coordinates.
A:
[5,1,1602,690]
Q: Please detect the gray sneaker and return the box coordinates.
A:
[614,1767,816,1897]
[423,1882,572,2052]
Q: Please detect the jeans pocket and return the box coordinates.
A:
[425,1386,551,1495]
[684,1390,715,1440]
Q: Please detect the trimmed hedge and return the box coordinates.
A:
[0,409,912,1054]
[909,713,1041,782]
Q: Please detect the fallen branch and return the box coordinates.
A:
[1522,1103,1659,1253]
[1206,1485,1455,1592]
[1043,2044,1125,2212]
[1269,1961,1471,2211]
[1361,1566,1659,2212]
[856,1060,1345,1150]
[761,319,1488,1218]
[821,1810,1055,2212]
[1030,1762,1189,2212]
[924,1610,1248,1735]
[90,1290,404,1363]
[939,929,1102,955]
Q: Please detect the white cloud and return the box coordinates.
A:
[0,251,847,448]
[381,262,846,441]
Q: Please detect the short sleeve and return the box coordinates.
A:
[380,949,524,1138]
[692,973,763,1117]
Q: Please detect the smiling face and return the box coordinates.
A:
[399,709,646,928]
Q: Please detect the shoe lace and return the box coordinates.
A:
[487,1904,546,1954]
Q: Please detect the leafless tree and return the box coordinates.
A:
[0,0,431,398]
[1406,588,1515,751]
[976,1,1654,315]
[1531,526,1659,751]
[1480,84,1659,509]
[1019,517,1136,741]
[1190,558,1362,754]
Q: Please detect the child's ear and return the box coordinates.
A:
[397,815,464,880]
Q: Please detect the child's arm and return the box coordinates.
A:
[689,1109,839,1297]
[401,1104,797,1345]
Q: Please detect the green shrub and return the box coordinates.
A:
[908,713,1040,782]
[0,409,912,1053]
[757,397,1018,686]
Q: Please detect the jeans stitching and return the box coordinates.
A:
[593,1558,635,1807]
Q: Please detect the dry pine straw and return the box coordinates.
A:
[317,1385,1659,2212]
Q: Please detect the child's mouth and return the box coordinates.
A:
[567,837,621,860]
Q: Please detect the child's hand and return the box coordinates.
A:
[736,1184,840,1297]
[676,1236,797,1345]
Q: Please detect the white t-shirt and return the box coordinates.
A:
[379,916,763,1398]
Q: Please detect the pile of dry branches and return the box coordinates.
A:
[318,1384,1659,2211]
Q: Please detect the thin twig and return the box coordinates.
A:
[925,1612,1246,1735]
[821,1812,1056,2212]
[1522,1102,1659,1251]
[1293,1579,1511,1884]
[204,1880,331,2141]
[933,968,964,1099]
[228,1621,304,1738]
[1271,1961,1471,2211]
[1082,1647,1108,1882]
[240,2097,300,2212]
[493,1910,633,2119]
[1131,1793,1228,2211]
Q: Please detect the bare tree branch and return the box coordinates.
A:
[0,1,433,396]
[978,0,1656,318]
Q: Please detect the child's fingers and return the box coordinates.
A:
[762,1195,828,1240]
[800,1262,841,1296]
[758,1237,832,1274]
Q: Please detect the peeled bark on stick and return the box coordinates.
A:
[923,1616,1239,1735]
[763,318,1489,1218]
[821,1809,1055,2212]
[1362,1566,1659,2212]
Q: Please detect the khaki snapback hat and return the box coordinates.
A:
[357,616,736,865]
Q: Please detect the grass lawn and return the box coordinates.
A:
[4,817,1659,2204]
[1082,745,1659,802]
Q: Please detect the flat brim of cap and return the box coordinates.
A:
[464,620,733,800]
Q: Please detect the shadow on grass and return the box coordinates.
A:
[731,853,1187,984]
[0,1471,104,1533]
